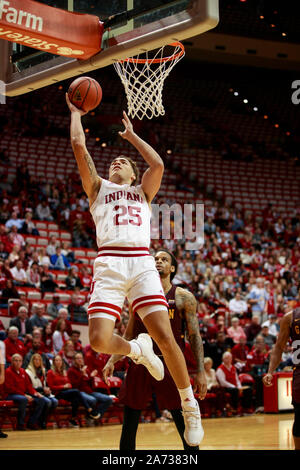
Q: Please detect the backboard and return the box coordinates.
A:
[1,0,219,96]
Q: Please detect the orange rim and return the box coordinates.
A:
[120,41,185,64]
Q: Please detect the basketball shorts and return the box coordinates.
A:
[88,248,168,323]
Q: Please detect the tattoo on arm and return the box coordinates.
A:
[84,152,98,179]
[182,291,205,373]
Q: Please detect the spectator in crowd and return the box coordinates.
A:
[216,351,253,414]
[59,340,75,369]
[68,293,87,323]
[65,266,82,290]
[26,262,41,288]
[204,357,219,391]
[9,225,25,250]
[46,354,87,427]
[0,241,8,260]
[78,265,92,291]
[0,278,19,307]
[245,315,262,346]
[4,326,26,364]
[0,348,7,437]
[208,331,234,369]
[46,235,59,257]
[9,305,33,340]
[51,308,73,336]
[84,345,110,381]
[247,278,268,323]
[231,337,250,373]
[228,292,248,319]
[37,248,51,267]
[68,352,113,420]
[29,303,48,330]
[261,315,279,338]
[42,323,54,357]
[5,212,23,231]
[39,263,58,293]
[60,241,76,264]
[10,260,32,287]
[7,245,20,265]
[25,353,58,429]
[50,246,71,270]
[36,199,53,221]
[20,211,39,236]
[227,317,247,345]
[257,325,276,349]
[70,330,83,352]
[22,337,51,371]
[47,294,64,319]
[4,353,46,430]
[23,327,45,354]
[53,319,70,355]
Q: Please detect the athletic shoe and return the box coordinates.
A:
[89,410,100,420]
[131,333,164,381]
[0,431,8,438]
[69,419,79,428]
[183,401,204,446]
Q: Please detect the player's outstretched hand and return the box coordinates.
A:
[102,362,114,385]
[194,371,207,400]
[65,93,88,116]
[262,372,273,387]
[118,111,135,140]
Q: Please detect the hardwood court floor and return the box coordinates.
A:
[0,413,295,450]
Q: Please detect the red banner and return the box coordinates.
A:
[0,0,103,59]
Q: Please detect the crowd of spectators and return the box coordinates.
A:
[0,123,299,428]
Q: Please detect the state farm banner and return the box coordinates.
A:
[0,0,103,59]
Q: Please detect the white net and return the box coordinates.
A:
[113,42,185,120]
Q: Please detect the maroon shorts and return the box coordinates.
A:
[118,360,181,410]
[292,368,300,405]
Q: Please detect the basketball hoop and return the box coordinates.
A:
[114,42,185,120]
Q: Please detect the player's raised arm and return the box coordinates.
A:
[66,93,101,206]
[118,111,164,203]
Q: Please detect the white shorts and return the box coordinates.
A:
[88,249,168,323]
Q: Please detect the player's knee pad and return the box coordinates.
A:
[292,404,300,437]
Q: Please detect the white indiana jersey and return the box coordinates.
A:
[90,178,151,249]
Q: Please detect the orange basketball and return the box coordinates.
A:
[68,76,102,112]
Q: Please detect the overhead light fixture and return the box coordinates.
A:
[253,107,258,111]
[243,99,248,104]
[234,91,239,96]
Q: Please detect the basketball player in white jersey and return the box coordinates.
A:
[66,94,203,446]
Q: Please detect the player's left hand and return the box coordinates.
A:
[118,111,135,141]
[193,371,207,400]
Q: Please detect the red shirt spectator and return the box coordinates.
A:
[4,327,26,363]
[231,340,250,372]
[84,346,110,378]
[4,363,36,396]
[67,353,95,394]
[47,366,71,394]
[246,336,269,369]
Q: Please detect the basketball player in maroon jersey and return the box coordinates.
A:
[263,307,300,450]
[103,249,207,450]
[66,95,203,445]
